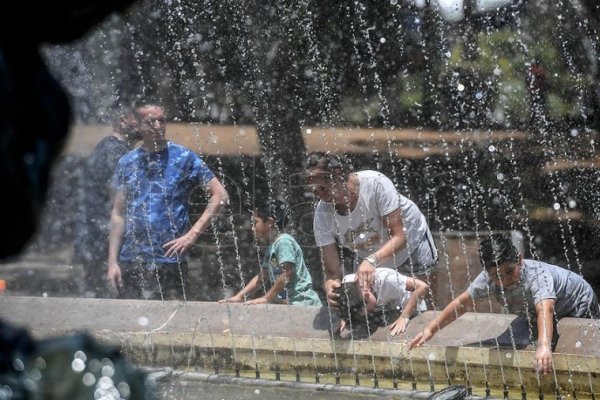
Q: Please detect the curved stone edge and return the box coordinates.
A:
[1,297,598,396]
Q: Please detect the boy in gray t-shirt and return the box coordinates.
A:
[410,234,599,376]
[468,259,598,321]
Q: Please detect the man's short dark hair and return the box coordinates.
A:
[479,233,519,270]
[254,199,289,230]
[303,152,353,177]
[132,100,166,120]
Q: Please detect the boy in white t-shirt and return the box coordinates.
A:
[336,268,429,338]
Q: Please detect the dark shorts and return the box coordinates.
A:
[119,261,190,301]
[584,293,600,319]
[397,234,438,276]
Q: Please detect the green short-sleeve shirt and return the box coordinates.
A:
[262,234,322,306]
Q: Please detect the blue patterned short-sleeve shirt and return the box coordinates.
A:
[113,142,215,264]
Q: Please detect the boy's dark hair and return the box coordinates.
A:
[335,282,402,338]
[254,199,289,230]
[479,233,519,270]
[335,282,364,323]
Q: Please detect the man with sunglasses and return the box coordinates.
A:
[409,233,599,376]
[107,102,229,300]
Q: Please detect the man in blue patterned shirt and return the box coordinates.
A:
[108,103,229,300]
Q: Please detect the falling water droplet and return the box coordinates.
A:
[13,359,24,372]
[74,351,87,362]
[575,341,582,348]
[83,372,96,386]
[457,83,465,92]
[553,203,561,211]
[71,358,86,373]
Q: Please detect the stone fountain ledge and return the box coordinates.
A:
[1,297,599,396]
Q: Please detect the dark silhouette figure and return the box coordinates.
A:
[0,0,136,259]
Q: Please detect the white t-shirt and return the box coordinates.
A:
[343,268,427,315]
[313,170,435,273]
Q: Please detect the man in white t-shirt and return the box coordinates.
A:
[304,152,438,309]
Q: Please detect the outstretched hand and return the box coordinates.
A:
[533,343,553,375]
[408,328,433,350]
[107,262,122,288]
[389,316,410,336]
[163,231,198,258]
[245,297,268,305]
[219,294,244,304]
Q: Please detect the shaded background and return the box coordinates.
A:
[3,0,600,301]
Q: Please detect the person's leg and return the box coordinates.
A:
[402,234,439,310]
[157,262,189,301]
[119,262,144,299]
[82,260,109,298]
[588,293,600,319]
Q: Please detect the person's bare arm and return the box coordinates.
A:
[320,243,343,308]
[164,177,229,257]
[246,262,295,305]
[356,208,406,289]
[107,191,126,287]
[534,299,556,375]
[219,269,264,303]
[389,277,429,336]
[409,291,474,349]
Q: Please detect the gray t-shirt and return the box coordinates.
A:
[343,268,427,316]
[468,259,597,320]
[313,170,436,274]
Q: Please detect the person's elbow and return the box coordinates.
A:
[413,278,429,296]
[217,182,229,205]
[210,179,229,207]
[535,298,556,315]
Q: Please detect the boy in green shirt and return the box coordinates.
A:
[219,200,322,306]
